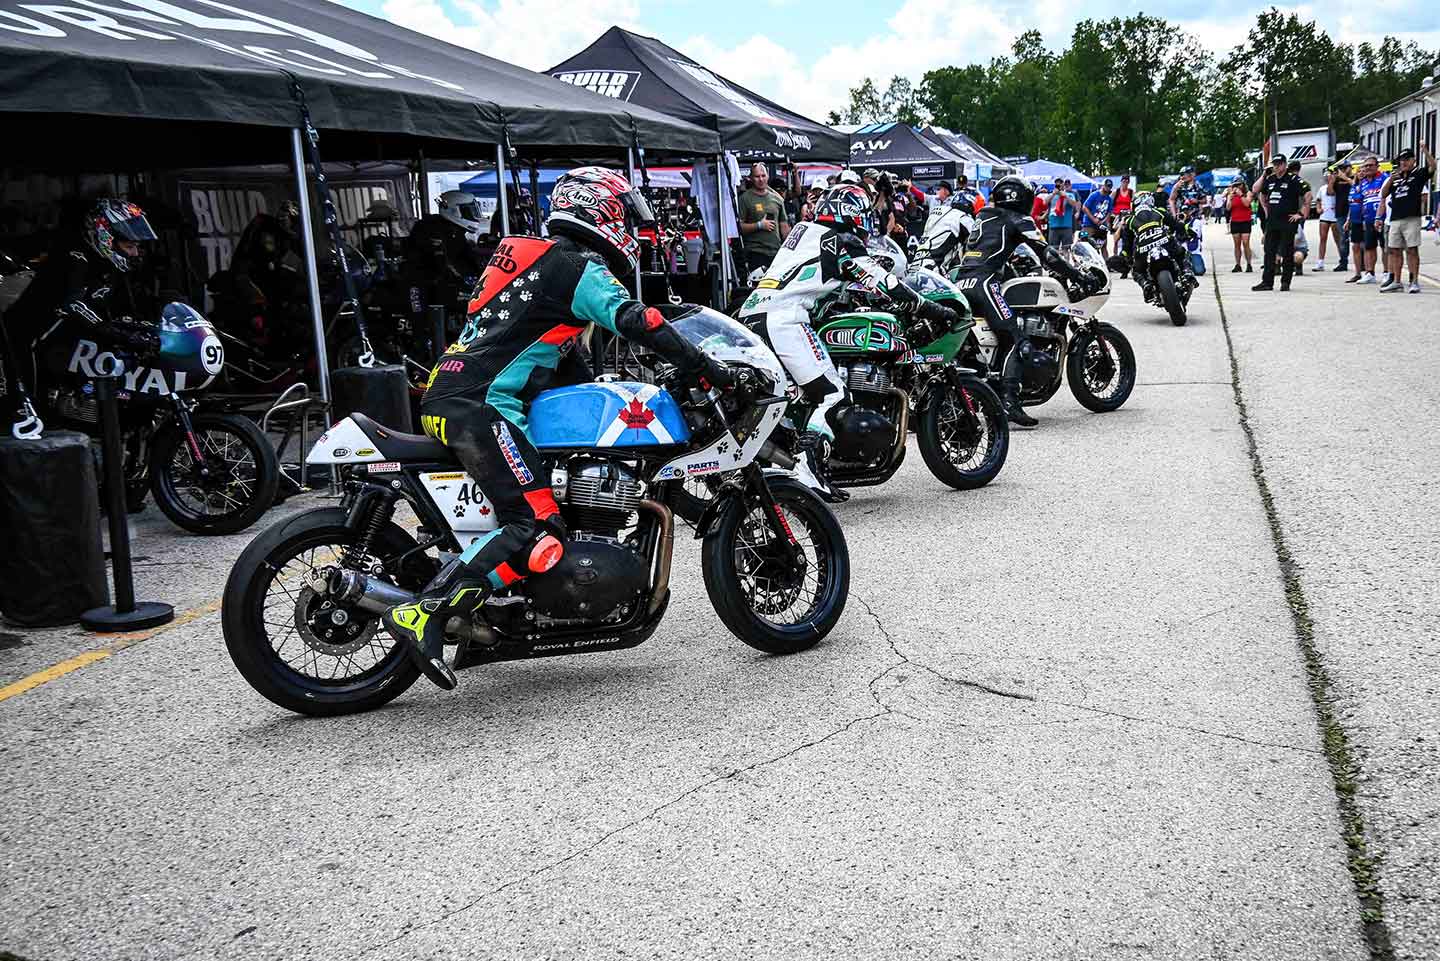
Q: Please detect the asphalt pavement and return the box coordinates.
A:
[3,226,1432,960]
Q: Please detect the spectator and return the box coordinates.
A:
[737,161,790,275]
[1082,179,1115,255]
[1345,162,1367,283]
[1031,186,1050,231]
[1352,155,1387,285]
[1315,169,1340,270]
[1112,174,1134,230]
[1212,189,1227,223]
[1284,220,1309,273]
[871,173,900,239]
[1046,178,1081,249]
[1379,143,1433,293]
[1251,153,1311,291]
[934,180,953,206]
[1227,181,1254,273]
[1330,161,1353,273]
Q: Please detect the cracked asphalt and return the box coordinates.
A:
[2,221,1433,960]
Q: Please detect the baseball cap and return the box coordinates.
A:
[1271,154,1288,165]
[936,180,953,192]
[1397,147,1416,161]
[863,168,881,180]
[1103,179,1113,187]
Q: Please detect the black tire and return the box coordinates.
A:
[701,476,848,655]
[150,411,279,535]
[1067,322,1136,413]
[222,507,431,716]
[1157,269,1187,326]
[917,376,1009,490]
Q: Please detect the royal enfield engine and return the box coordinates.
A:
[555,459,643,534]
[521,533,650,622]
[832,401,896,463]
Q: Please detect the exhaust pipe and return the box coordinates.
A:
[759,439,797,470]
[329,569,417,615]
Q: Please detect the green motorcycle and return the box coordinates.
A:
[670,265,1007,522]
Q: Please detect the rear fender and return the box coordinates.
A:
[308,417,386,465]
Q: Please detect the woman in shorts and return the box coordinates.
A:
[1315,170,1340,270]
[1228,182,1254,272]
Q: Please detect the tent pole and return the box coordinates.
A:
[496,143,510,235]
[715,152,728,304]
[291,126,332,410]
[417,148,430,215]
[627,147,642,300]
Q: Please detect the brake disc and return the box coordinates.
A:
[294,582,378,656]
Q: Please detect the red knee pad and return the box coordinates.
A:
[528,534,564,573]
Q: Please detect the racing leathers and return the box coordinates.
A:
[420,234,724,596]
[737,220,955,439]
[953,204,1091,424]
[1116,207,1192,290]
[916,200,977,273]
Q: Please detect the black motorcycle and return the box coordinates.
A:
[39,303,279,535]
[1119,220,1195,326]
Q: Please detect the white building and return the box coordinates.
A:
[1353,72,1439,161]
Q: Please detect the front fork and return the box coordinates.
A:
[168,395,208,478]
[742,463,801,565]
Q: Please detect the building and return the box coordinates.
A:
[1353,73,1439,162]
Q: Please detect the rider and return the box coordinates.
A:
[1114,191,1194,294]
[737,183,959,500]
[952,175,1101,430]
[384,167,733,692]
[3,199,160,425]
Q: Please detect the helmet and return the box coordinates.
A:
[437,190,484,243]
[814,184,872,234]
[989,176,1034,213]
[545,166,653,276]
[85,199,156,272]
[1134,192,1156,211]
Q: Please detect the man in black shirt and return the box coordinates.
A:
[1251,155,1312,291]
[1331,161,1353,271]
[1379,143,1434,293]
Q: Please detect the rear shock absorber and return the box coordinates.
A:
[342,486,397,570]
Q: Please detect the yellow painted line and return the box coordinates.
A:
[0,598,222,704]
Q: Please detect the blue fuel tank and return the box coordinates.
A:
[528,382,690,449]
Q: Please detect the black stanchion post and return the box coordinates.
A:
[428,304,447,365]
[80,376,175,632]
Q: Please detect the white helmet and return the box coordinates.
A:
[837,169,862,186]
[437,190,484,243]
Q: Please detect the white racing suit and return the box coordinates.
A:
[737,221,945,437]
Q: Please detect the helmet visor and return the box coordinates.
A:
[620,186,655,227]
[110,208,158,243]
[457,203,481,222]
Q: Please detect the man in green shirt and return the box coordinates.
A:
[737,162,790,275]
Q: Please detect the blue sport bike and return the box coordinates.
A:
[222,308,850,715]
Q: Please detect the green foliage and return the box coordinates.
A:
[834,9,1438,179]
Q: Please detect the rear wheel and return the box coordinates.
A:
[1067,322,1136,413]
[917,376,1008,490]
[702,476,848,655]
[1157,269,1187,325]
[222,507,435,716]
[150,411,278,535]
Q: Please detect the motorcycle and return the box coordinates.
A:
[221,307,850,716]
[39,302,280,534]
[955,241,1136,413]
[913,201,977,274]
[1119,217,1196,327]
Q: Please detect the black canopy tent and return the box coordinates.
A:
[0,0,720,405]
[920,126,1018,177]
[548,27,849,161]
[848,123,966,184]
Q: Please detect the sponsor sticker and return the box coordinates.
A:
[367,461,402,473]
[492,421,534,485]
[332,447,351,457]
[688,460,721,474]
[356,447,376,456]
[428,471,465,481]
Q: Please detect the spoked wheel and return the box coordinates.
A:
[701,475,848,654]
[222,507,434,715]
[917,377,1009,490]
[1067,322,1136,413]
[666,472,724,525]
[150,411,278,534]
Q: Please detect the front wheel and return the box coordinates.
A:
[1156,269,1187,326]
[1067,322,1136,413]
[150,411,279,534]
[917,376,1009,490]
[701,475,848,655]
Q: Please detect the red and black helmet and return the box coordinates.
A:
[545,166,654,276]
[814,184,873,234]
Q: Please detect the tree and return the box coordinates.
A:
[883,76,924,127]
[841,78,884,125]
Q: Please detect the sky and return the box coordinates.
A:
[335,0,1440,122]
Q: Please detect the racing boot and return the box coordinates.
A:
[796,430,849,503]
[382,558,487,691]
[1001,380,1038,429]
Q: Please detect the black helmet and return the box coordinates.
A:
[85,199,156,272]
[989,176,1034,213]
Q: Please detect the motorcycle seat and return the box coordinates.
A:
[350,412,457,463]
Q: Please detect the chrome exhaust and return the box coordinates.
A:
[638,498,674,616]
[329,569,417,615]
[758,439,797,470]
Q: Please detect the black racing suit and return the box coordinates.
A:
[420,234,720,590]
[2,248,158,422]
[952,205,1088,399]
[1116,208,1192,290]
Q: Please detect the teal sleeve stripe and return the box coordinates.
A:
[484,340,562,435]
[460,529,503,564]
[570,260,632,335]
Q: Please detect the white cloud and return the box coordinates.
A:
[378,0,640,71]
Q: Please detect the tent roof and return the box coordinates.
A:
[848,123,961,170]
[0,0,720,164]
[921,126,1017,173]
[548,27,847,160]
[1019,159,1096,189]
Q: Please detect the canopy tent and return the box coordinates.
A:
[0,0,720,165]
[848,123,964,183]
[921,127,1018,177]
[1019,159,1096,192]
[548,27,848,161]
